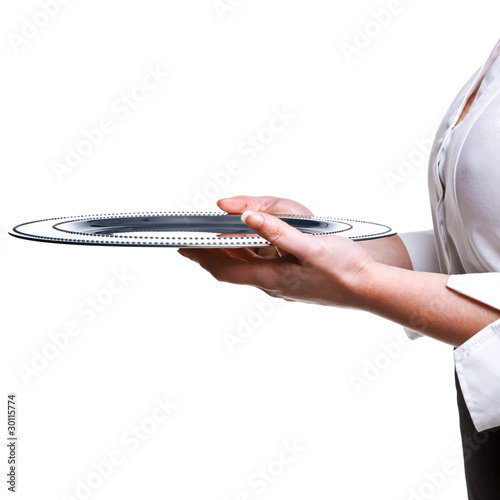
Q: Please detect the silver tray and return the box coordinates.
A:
[9,211,396,247]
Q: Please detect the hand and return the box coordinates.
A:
[177,195,375,309]
[215,195,314,260]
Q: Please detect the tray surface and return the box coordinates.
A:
[9,212,396,247]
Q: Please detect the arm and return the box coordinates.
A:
[178,196,500,430]
[357,231,499,345]
[178,196,500,348]
[357,235,413,270]
[358,261,500,346]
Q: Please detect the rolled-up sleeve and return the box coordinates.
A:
[398,230,441,274]
[398,230,441,340]
[397,239,500,431]
[447,273,500,431]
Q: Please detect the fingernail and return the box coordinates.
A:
[241,210,264,227]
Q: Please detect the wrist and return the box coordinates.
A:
[347,259,388,312]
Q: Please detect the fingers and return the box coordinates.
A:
[216,195,278,214]
[254,246,283,258]
[240,211,323,261]
[178,247,262,264]
[220,247,264,262]
[217,195,314,216]
[177,247,283,288]
[178,248,232,262]
[221,245,285,260]
[225,246,287,261]
[179,245,279,263]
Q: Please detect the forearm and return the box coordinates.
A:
[357,235,413,270]
[355,262,500,346]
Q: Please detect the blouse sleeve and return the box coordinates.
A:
[447,275,500,432]
[398,234,500,431]
[399,236,500,431]
[398,230,441,340]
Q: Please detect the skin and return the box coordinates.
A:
[178,196,500,347]
[454,74,485,129]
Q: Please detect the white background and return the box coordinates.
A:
[1,1,499,499]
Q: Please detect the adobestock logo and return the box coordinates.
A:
[384,136,433,192]
[224,438,306,500]
[222,296,281,354]
[60,396,179,500]
[247,439,305,495]
[178,160,242,212]
[350,329,412,394]
[213,0,246,21]
[8,0,72,54]
[407,460,458,500]
[178,106,295,212]
[340,0,415,64]
[51,65,169,183]
[17,268,134,385]
[236,106,296,163]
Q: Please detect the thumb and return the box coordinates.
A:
[241,211,321,260]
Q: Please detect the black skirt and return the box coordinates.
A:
[455,370,500,498]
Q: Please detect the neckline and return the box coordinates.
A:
[452,76,485,130]
[451,38,500,130]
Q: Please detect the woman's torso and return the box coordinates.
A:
[429,38,500,275]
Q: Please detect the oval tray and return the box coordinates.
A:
[9,211,396,247]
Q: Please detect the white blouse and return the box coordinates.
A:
[399,37,500,433]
